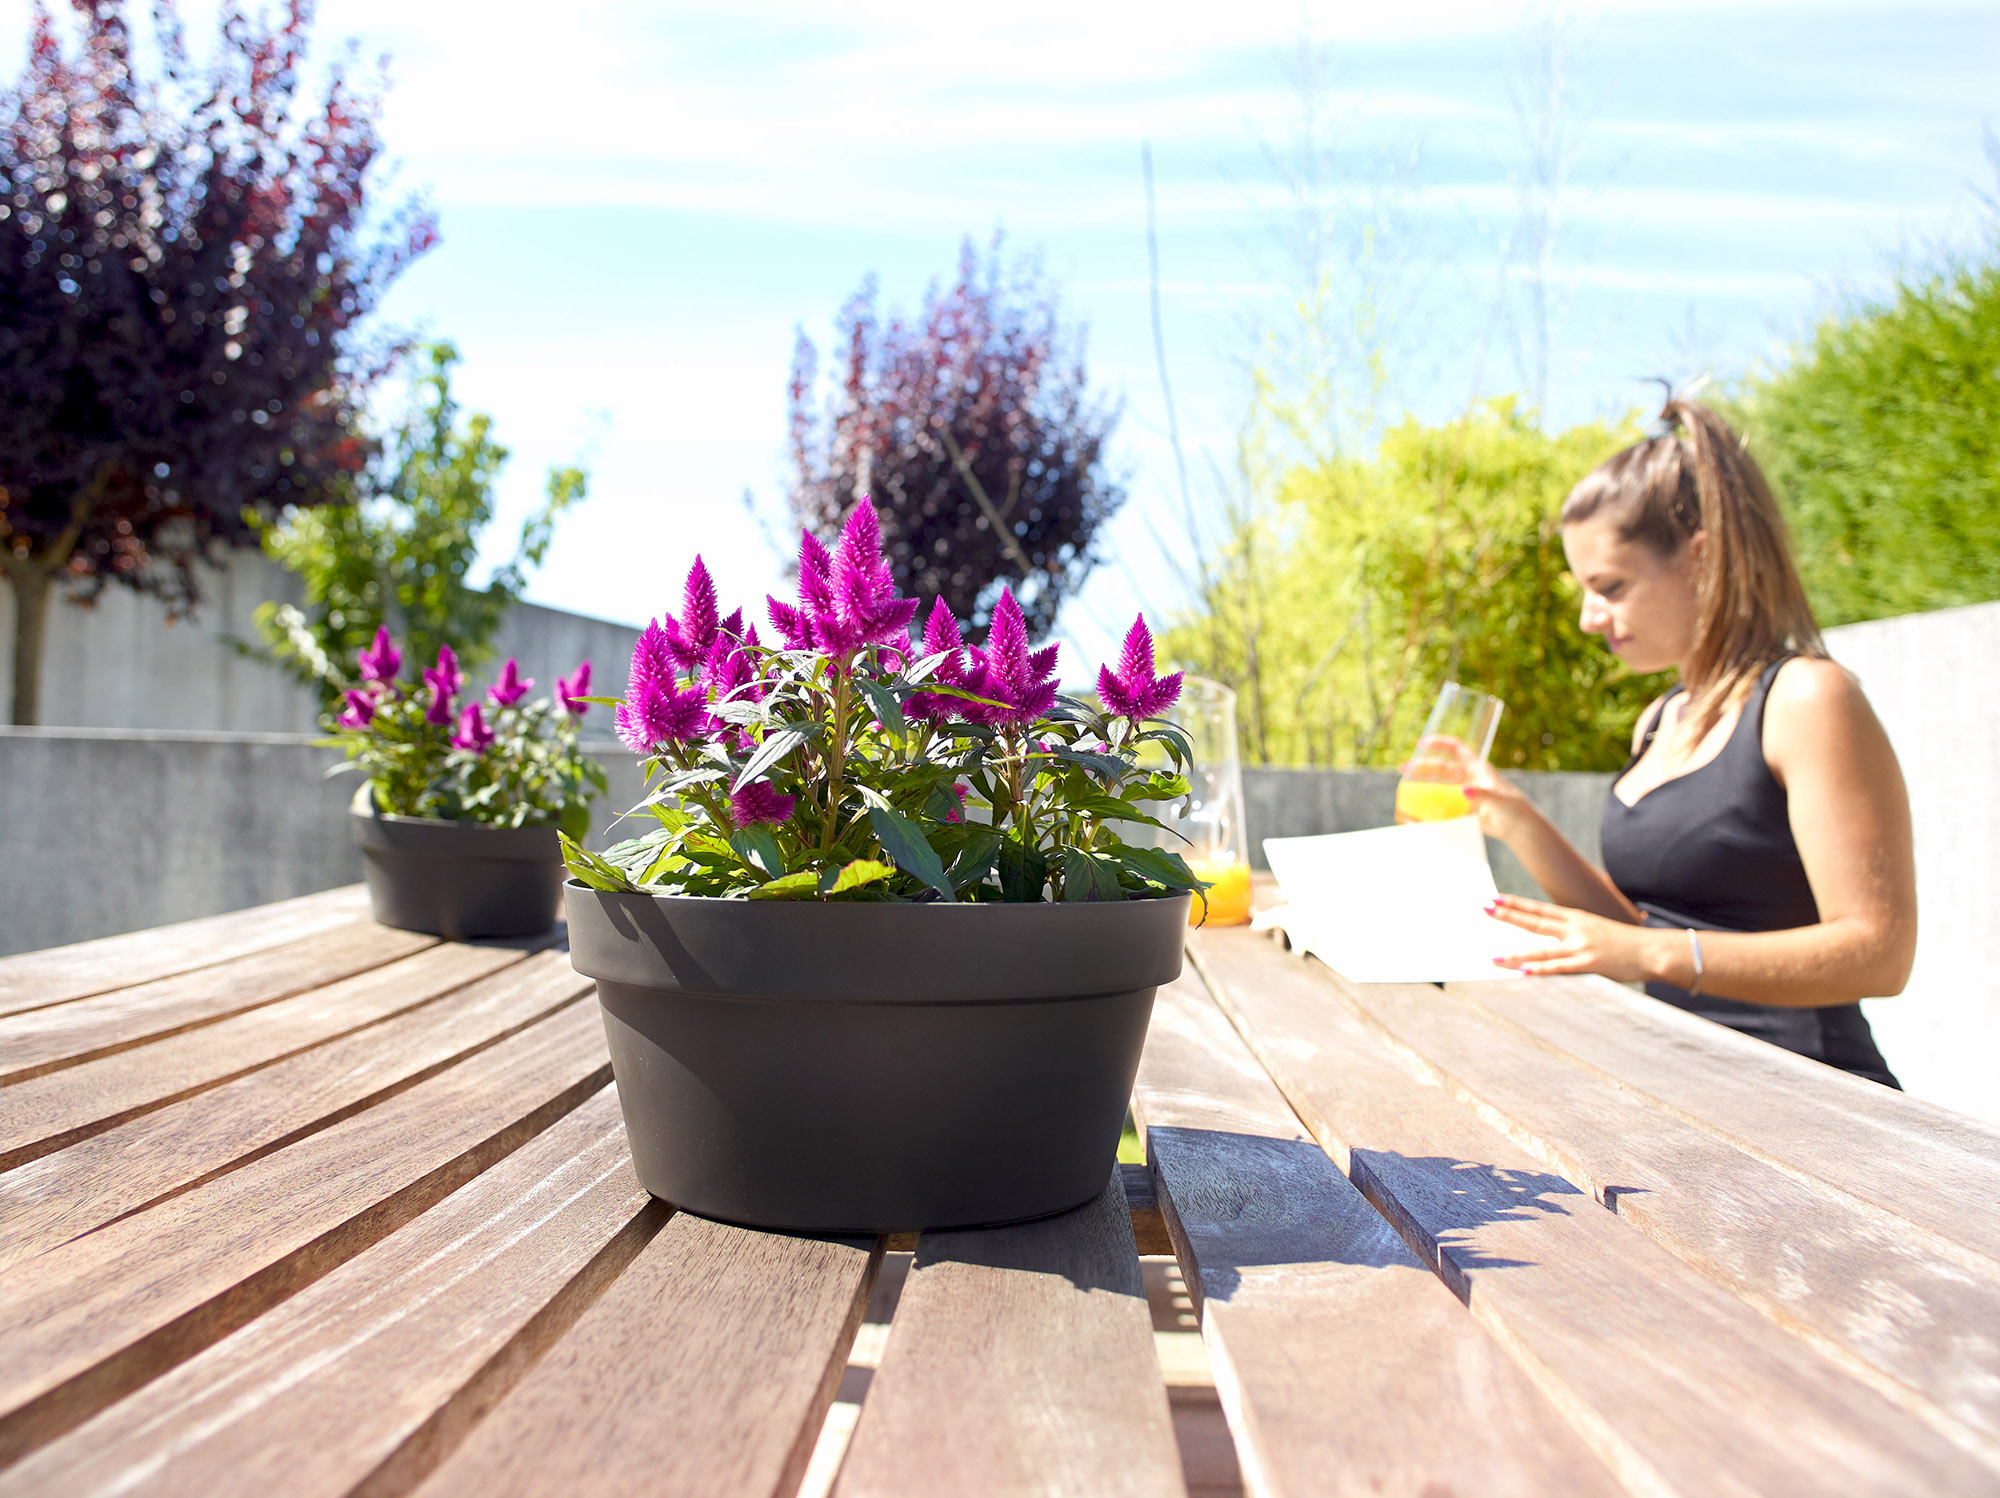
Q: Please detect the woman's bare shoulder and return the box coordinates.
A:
[1764,656,1892,769]
[1767,655,1868,720]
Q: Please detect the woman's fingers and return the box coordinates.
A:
[1483,898,1566,935]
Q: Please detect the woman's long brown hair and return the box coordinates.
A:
[1560,397,1825,739]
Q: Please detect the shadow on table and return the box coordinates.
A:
[1145,1128,1587,1301]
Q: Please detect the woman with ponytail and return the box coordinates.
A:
[1466,396,1915,1086]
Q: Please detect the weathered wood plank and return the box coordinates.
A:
[0,952,593,1268]
[1188,926,2000,1497]
[1132,970,1621,1498]
[1449,974,2000,1264]
[0,999,610,1465]
[0,941,531,1172]
[0,1087,661,1498]
[1350,976,2000,1463]
[0,923,436,1082]
[0,885,373,1018]
[413,1214,878,1498]
[834,1178,1185,1498]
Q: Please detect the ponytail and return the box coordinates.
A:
[1561,397,1824,738]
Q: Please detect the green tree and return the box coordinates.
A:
[1166,399,1669,771]
[1734,239,2000,626]
[254,344,586,707]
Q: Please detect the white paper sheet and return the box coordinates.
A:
[1260,817,1541,983]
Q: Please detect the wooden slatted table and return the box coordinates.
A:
[5,885,2000,1497]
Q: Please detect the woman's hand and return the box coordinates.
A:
[1484,893,1664,984]
[1460,761,1543,846]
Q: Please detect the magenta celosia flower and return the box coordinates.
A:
[424,681,454,725]
[422,644,464,726]
[356,626,401,685]
[626,619,679,701]
[907,598,968,724]
[487,658,533,708]
[730,778,796,829]
[962,589,1058,728]
[337,688,376,729]
[767,500,919,660]
[702,621,763,703]
[1097,614,1183,721]
[451,702,495,752]
[659,557,723,673]
[615,677,710,754]
[557,660,591,716]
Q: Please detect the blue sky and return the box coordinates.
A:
[7,1,1997,671]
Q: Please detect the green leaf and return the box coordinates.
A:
[946,826,1002,891]
[1063,847,1125,902]
[747,870,822,900]
[824,858,895,895]
[730,825,786,879]
[734,727,806,792]
[998,833,1047,903]
[1110,844,1204,890]
[560,832,637,893]
[867,804,956,902]
[1063,786,1170,832]
[853,676,907,738]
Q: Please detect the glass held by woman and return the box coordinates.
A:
[1394,682,1504,824]
[1464,396,1916,1087]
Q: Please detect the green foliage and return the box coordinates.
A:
[567,636,1204,906]
[253,343,587,708]
[1166,399,1671,771]
[330,679,606,838]
[1733,241,2000,626]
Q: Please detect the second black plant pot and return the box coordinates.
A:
[565,887,1190,1234]
[352,810,563,940]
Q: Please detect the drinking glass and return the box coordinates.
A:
[1167,677,1253,926]
[1394,683,1503,823]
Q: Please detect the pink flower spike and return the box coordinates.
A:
[424,681,455,725]
[730,779,796,829]
[766,595,814,651]
[451,702,495,752]
[487,658,533,708]
[1098,614,1183,721]
[614,679,710,754]
[356,626,400,684]
[557,661,592,716]
[338,688,376,729]
[660,557,722,672]
[431,645,464,696]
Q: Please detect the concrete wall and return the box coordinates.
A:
[0,728,646,958]
[0,550,644,734]
[1828,601,2000,1124]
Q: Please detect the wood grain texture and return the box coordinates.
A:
[0,1086,660,1498]
[0,941,530,1171]
[0,952,593,1269]
[1133,971,1622,1498]
[413,1213,879,1498]
[0,923,436,1082]
[1188,926,2000,1498]
[1348,976,2000,1461]
[834,1178,1186,1498]
[1449,975,2000,1264]
[0,999,610,1466]
[0,885,373,1017]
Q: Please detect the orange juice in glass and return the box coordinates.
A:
[1394,684,1503,824]
[1170,679,1253,926]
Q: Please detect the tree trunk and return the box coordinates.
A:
[7,566,53,727]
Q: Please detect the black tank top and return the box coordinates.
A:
[1599,657,1899,1088]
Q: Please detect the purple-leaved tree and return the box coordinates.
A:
[0,0,433,723]
[786,234,1125,644]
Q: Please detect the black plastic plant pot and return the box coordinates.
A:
[564,886,1191,1234]
[351,811,563,940]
